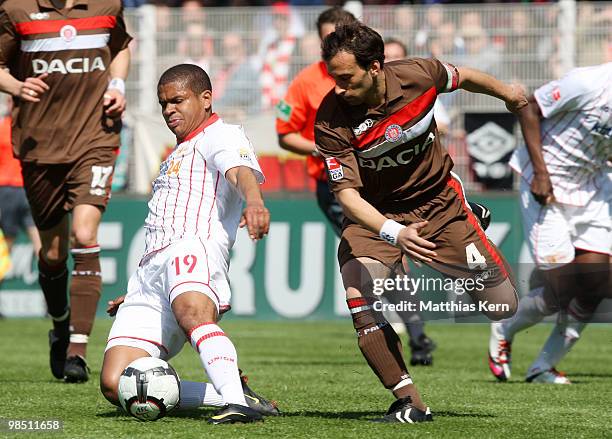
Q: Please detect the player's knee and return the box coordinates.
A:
[482,294,518,321]
[40,245,67,265]
[171,292,218,332]
[100,371,120,406]
[71,227,98,248]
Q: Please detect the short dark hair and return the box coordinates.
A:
[158,63,212,94]
[322,22,385,70]
[384,37,408,58]
[316,7,356,39]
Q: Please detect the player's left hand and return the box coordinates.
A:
[103,88,126,118]
[106,295,125,317]
[239,202,270,241]
[505,83,528,113]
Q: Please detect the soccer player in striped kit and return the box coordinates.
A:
[489,63,612,384]
[100,64,277,424]
[314,22,526,423]
[0,0,131,382]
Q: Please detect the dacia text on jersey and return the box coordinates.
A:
[32,56,105,74]
[358,132,435,171]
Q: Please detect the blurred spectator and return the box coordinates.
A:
[502,9,537,83]
[415,4,445,52]
[214,32,261,119]
[460,11,483,30]
[176,22,215,73]
[290,31,322,79]
[384,37,408,62]
[428,21,464,62]
[391,6,417,55]
[577,4,612,66]
[181,0,207,26]
[256,3,302,110]
[459,21,502,77]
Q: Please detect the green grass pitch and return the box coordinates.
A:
[2,319,611,438]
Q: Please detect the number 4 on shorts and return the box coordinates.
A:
[465,243,487,269]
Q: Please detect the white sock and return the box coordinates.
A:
[527,313,586,377]
[188,323,247,406]
[178,381,225,409]
[503,287,549,339]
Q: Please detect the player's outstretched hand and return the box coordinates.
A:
[104,88,127,118]
[239,202,270,241]
[531,172,555,205]
[505,83,528,114]
[107,295,125,317]
[397,221,437,263]
[18,73,49,102]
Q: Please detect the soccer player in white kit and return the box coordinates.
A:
[99,64,276,423]
[488,63,612,384]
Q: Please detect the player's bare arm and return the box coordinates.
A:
[226,166,270,240]
[0,69,49,103]
[104,47,131,117]
[516,95,554,205]
[336,187,437,262]
[278,132,319,156]
[456,67,528,113]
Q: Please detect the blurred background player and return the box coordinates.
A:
[489,63,612,384]
[0,0,131,382]
[315,22,524,423]
[0,96,41,301]
[100,64,273,424]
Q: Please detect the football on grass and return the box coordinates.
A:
[118,357,180,421]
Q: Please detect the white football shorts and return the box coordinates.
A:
[520,178,612,270]
[105,238,232,360]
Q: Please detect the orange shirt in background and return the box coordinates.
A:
[0,116,23,187]
[275,61,335,181]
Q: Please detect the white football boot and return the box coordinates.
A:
[488,322,512,381]
[526,368,571,384]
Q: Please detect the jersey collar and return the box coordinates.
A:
[384,65,404,105]
[179,113,219,144]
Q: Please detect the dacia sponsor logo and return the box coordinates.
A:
[32,56,106,74]
[358,132,435,171]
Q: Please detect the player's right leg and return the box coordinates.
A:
[37,217,71,381]
[341,256,432,423]
[171,292,262,424]
[20,161,73,380]
[489,181,579,381]
[526,249,609,383]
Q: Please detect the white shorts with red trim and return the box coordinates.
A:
[520,179,611,270]
[105,238,232,360]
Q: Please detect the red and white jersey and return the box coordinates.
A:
[510,63,612,206]
[143,114,264,263]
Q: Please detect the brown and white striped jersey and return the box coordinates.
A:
[314,58,459,212]
[0,0,131,163]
